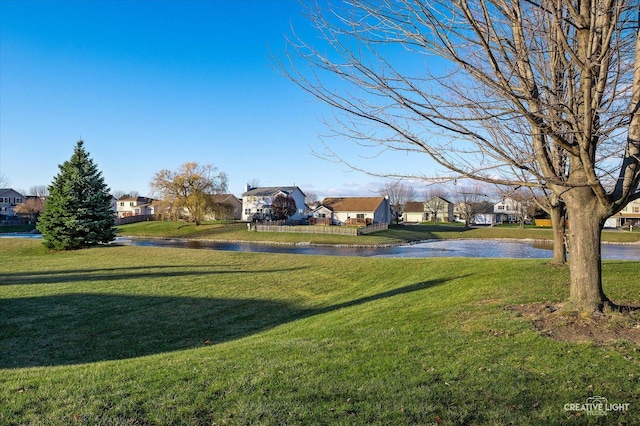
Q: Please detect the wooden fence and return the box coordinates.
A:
[254,222,388,236]
[115,215,156,225]
[357,222,389,234]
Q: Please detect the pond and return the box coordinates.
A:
[112,237,640,260]
[3,234,639,260]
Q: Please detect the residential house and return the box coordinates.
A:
[319,196,391,225]
[424,196,454,222]
[615,198,640,228]
[454,201,496,226]
[470,202,496,226]
[108,194,118,214]
[310,204,334,225]
[241,185,307,222]
[493,197,524,224]
[0,188,25,218]
[206,194,242,220]
[403,201,427,223]
[116,196,158,218]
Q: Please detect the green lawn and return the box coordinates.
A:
[1,238,639,424]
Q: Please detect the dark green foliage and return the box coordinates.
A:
[37,140,115,250]
[271,193,297,220]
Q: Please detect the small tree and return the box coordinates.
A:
[423,188,450,222]
[380,181,416,223]
[150,162,228,225]
[15,197,45,222]
[271,193,298,221]
[37,140,115,250]
[454,186,486,226]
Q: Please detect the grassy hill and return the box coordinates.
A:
[1,238,639,424]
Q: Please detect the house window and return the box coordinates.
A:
[129,202,134,207]
[120,202,125,207]
[356,213,365,219]
[634,207,640,213]
[498,205,505,210]
[14,198,22,204]
[244,208,251,215]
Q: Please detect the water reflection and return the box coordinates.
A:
[113,237,640,260]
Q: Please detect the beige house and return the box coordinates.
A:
[205,194,242,220]
[403,201,428,223]
[318,196,391,225]
[425,196,454,222]
[616,198,640,228]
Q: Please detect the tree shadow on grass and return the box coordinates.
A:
[0,265,305,286]
[0,277,452,368]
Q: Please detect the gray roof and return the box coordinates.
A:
[0,188,25,197]
[242,186,303,197]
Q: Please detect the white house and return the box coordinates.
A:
[493,197,524,224]
[454,201,496,226]
[116,196,158,218]
[319,196,391,225]
[241,185,307,222]
[0,188,25,217]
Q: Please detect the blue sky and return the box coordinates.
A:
[0,0,435,199]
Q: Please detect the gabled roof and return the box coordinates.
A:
[0,188,25,197]
[313,204,334,212]
[118,196,154,203]
[242,186,304,197]
[321,197,387,212]
[210,194,241,204]
[426,196,453,204]
[404,201,425,212]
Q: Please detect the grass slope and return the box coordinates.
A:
[1,238,639,424]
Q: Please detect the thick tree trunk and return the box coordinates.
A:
[563,195,609,313]
[549,202,567,265]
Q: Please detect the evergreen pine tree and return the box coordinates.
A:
[37,140,116,250]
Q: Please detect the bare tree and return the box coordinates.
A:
[528,188,568,265]
[422,188,451,222]
[283,0,640,313]
[112,190,141,200]
[28,185,49,197]
[497,187,537,228]
[150,162,228,226]
[15,197,45,221]
[453,185,486,226]
[111,190,127,200]
[305,190,319,205]
[379,181,416,223]
[247,178,261,189]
